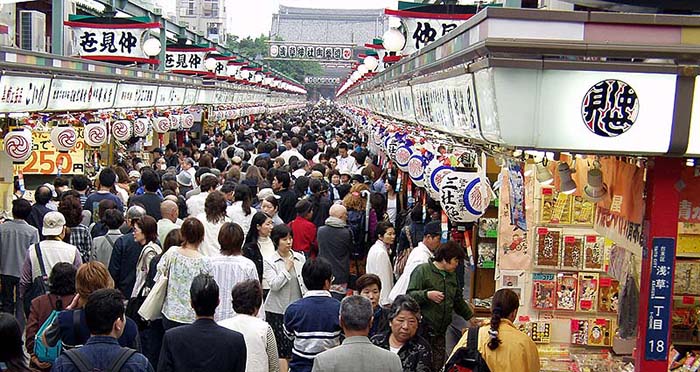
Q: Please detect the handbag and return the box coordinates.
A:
[23,243,49,317]
[137,251,171,321]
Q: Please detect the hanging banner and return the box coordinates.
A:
[113,83,158,108]
[644,237,675,361]
[304,76,341,86]
[183,88,199,106]
[13,127,85,175]
[678,166,700,224]
[165,47,215,74]
[46,79,116,111]
[268,42,354,63]
[385,9,472,55]
[65,16,160,64]
[0,75,51,113]
[155,86,186,107]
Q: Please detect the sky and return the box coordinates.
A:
[158,0,399,39]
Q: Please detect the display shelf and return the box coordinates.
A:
[677,252,700,258]
[672,341,700,347]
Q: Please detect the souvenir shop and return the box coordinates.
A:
[0,46,305,204]
[337,8,700,372]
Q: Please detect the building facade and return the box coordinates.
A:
[175,0,226,44]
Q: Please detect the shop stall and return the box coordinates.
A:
[337,7,700,372]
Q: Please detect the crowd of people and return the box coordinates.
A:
[0,105,539,372]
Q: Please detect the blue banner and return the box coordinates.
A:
[644,237,675,361]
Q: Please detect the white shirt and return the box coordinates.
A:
[115,184,129,205]
[387,196,397,225]
[336,154,358,175]
[263,250,307,314]
[292,168,307,179]
[227,201,254,239]
[366,240,394,306]
[196,213,230,257]
[186,191,209,217]
[157,218,182,246]
[280,148,303,164]
[388,242,433,302]
[219,314,273,372]
[209,255,260,321]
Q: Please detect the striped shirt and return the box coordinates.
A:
[283,291,341,372]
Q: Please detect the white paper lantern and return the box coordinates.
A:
[169,115,181,131]
[382,28,406,52]
[152,117,170,133]
[364,56,379,71]
[408,152,426,188]
[132,118,150,137]
[439,171,492,223]
[424,158,454,200]
[142,38,162,57]
[111,120,133,142]
[50,125,77,152]
[84,122,107,147]
[3,128,32,163]
[181,113,195,129]
[394,144,413,172]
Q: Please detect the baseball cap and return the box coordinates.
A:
[424,221,442,236]
[42,211,66,236]
[128,170,141,179]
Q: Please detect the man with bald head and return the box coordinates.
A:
[158,200,182,244]
[317,204,353,300]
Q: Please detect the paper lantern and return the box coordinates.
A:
[84,122,107,147]
[3,128,32,163]
[181,113,195,129]
[112,120,133,142]
[50,125,77,152]
[394,144,413,172]
[424,158,453,200]
[407,153,426,188]
[169,115,181,131]
[439,171,492,223]
[152,117,170,133]
[133,118,150,138]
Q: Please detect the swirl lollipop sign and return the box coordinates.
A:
[4,128,32,163]
[181,113,195,129]
[112,120,133,142]
[50,125,77,152]
[133,118,150,138]
[84,122,107,147]
[152,117,170,133]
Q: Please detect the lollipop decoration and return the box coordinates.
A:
[50,125,77,153]
[133,118,150,138]
[112,120,133,142]
[181,113,195,129]
[152,116,171,133]
[4,127,33,163]
[84,122,107,147]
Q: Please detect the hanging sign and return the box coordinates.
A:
[113,83,158,108]
[384,9,472,55]
[644,237,675,361]
[196,89,216,105]
[155,86,187,107]
[13,127,85,175]
[65,17,160,64]
[0,75,51,113]
[183,88,198,106]
[304,76,341,86]
[678,166,700,224]
[46,79,116,111]
[268,42,354,63]
[165,47,214,74]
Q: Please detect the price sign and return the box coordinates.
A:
[13,127,85,175]
[644,237,675,361]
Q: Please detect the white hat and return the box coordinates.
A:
[128,170,141,179]
[257,188,280,200]
[42,211,66,236]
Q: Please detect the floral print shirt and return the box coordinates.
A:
[157,248,211,323]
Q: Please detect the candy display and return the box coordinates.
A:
[561,235,584,270]
[578,273,599,312]
[571,195,596,225]
[517,320,552,344]
[535,227,561,268]
[584,235,606,271]
[598,278,620,313]
[533,272,557,310]
[557,272,578,311]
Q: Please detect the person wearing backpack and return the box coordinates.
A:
[25,263,76,371]
[51,288,153,372]
[447,288,540,372]
[91,210,124,267]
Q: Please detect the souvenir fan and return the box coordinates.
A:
[84,122,107,147]
[181,113,195,129]
[111,120,133,142]
[3,127,33,163]
[133,118,151,138]
[424,157,453,200]
[50,125,77,152]
[152,117,171,133]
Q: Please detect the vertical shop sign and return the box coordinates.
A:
[644,237,675,361]
[65,18,160,64]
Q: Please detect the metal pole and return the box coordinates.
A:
[159,20,167,72]
[51,0,65,55]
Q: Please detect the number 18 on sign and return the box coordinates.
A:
[645,237,675,361]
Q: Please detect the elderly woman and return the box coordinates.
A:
[371,295,432,372]
[356,274,391,338]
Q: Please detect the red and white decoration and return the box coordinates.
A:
[50,125,77,152]
[112,120,133,142]
[133,118,150,138]
[169,115,181,131]
[181,113,195,129]
[84,122,107,147]
[152,116,170,133]
[3,128,33,163]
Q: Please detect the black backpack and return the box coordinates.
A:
[346,209,367,258]
[64,347,136,372]
[23,243,49,317]
[444,326,491,372]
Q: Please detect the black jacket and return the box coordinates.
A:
[242,241,264,282]
[157,318,246,372]
[108,233,142,297]
[317,222,352,285]
[276,188,298,224]
[371,330,433,372]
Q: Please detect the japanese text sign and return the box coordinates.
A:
[165,49,211,73]
[678,166,700,223]
[13,127,85,175]
[65,20,160,63]
[645,237,675,361]
[0,75,51,113]
[268,42,353,63]
[114,83,157,108]
[46,79,116,111]
[155,86,186,107]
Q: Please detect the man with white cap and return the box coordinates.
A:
[19,211,82,310]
